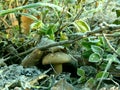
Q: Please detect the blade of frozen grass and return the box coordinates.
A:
[0,2,63,16]
[96,59,113,90]
[16,12,38,21]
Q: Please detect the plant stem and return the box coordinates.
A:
[0,2,63,16]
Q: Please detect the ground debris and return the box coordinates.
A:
[0,64,41,89]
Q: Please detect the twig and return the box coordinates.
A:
[102,33,120,57]
[0,18,11,28]
[68,32,120,37]
[10,24,120,59]
[103,0,111,11]
[22,0,28,5]
[73,5,84,21]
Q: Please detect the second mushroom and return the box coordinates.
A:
[42,52,71,74]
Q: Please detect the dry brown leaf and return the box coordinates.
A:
[29,74,48,85]
[21,10,40,34]
[9,0,19,27]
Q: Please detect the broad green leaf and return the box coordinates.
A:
[106,54,120,64]
[73,20,90,33]
[82,50,93,58]
[96,71,109,80]
[85,78,95,88]
[89,53,101,63]
[81,41,92,50]
[78,76,86,83]
[91,45,104,55]
[77,68,85,76]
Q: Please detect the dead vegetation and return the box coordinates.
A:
[0,0,120,90]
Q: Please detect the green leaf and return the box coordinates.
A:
[113,20,120,25]
[73,20,90,33]
[77,68,85,76]
[30,21,44,30]
[60,32,68,40]
[85,78,95,88]
[116,47,120,54]
[116,9,120,17]
[82,50,93,58]
[78,76,86,83]
[95,71,109,80]
[49,34,55,40]
[89,53,101,63]
[91,45,104,55]
[106,54,120,64]
[88,36,100,43]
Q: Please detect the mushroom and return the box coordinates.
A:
[42,52,71,74]
[21,49,43,67]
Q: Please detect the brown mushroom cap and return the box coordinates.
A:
[42,52,71,65]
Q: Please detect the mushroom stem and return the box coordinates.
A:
[53,64,62,74]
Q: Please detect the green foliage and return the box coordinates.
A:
[116,9,120,17]
[77,67,109,88]
[95,71,109,80]
[91,45,104,56]
[31,21,44,30]
[38,23,58,40]
[73,20,90,33]
[77,66,97,85]
[0,0,120,89]
[106,54,120,64]
[77,68,86,83]
[116,47,120,54]
[77,68,85,76]
[85,78,95,88]
[113,9,120,24]
[88,36,100,43]
[89,53,101,63]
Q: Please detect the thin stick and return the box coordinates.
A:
[9,24,120,59]
[102,33,120,57]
